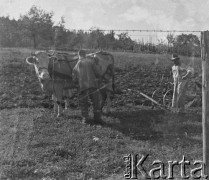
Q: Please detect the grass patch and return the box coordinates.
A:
[0,108,203,179]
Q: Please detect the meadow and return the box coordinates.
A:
[0,48,203,179]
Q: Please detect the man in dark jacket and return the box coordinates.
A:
[73,50,102,124]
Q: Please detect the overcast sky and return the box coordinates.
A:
[1,0,208,30]
[0,0,208,41]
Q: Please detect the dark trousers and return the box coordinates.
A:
[79,88,101,121]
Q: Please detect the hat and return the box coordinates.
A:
[78,50,86,57]
[171,54,180,61]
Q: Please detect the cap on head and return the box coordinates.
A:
[78,50,86,58]
[171,54,180,61]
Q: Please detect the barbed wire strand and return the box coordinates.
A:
[67,29,202,33]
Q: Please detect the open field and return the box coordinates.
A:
[0,48,203,179]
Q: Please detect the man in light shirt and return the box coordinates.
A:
[171,54,193,113]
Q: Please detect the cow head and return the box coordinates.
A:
[93,52,114,78]
[88,51,115,92]
[26,51,51,91]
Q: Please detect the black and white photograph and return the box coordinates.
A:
[0,0,208,179]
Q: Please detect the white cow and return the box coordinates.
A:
[26,50,115,117]
[26,51,77,117]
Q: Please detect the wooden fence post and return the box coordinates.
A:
[201,30,209,176]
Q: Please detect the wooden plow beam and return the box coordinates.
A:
[140,92,170,111]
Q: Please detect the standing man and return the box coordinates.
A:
[73,50,103,124]
[171,54,193,113]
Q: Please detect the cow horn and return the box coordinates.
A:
[73,55,79,60]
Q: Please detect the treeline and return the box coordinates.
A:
[0,6,201,57]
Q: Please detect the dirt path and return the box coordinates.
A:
[0,108,42,178]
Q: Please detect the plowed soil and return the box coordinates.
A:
[0,48,203,179]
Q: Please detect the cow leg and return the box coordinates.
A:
[56,93,64,117]
[100,90,112,114]
[52,94,58,114]
[57,101,64,117]
[63,89,68,110]
[65,89,73,110]
[63,89,73,110]
[99,89,106,112]
[53,82,65,117]
[106,92,111,114]
[52,95,63,117]
[64,99,68,110]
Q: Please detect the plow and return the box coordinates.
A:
[139,80,202,112]
[140,92,171,111]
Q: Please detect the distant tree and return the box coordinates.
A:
[87,28,105,49]
[66,30,77,48]
[105,30,117,50]
[53,17,69,49]
[167,33,175,53]
[173,34,200,56]
[0,17,22,47]
[156,39,168,54]
[96,31,106,49]
[0,16,12,46]
[117,33,135,51]
[20,5,54,48]
[74,30,86,48]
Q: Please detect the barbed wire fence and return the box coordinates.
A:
[54,28,201,57]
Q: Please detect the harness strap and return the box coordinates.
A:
[48,55,78,80]
[51,71,72,80]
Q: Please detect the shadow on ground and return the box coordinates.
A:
[103,108,202,144]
